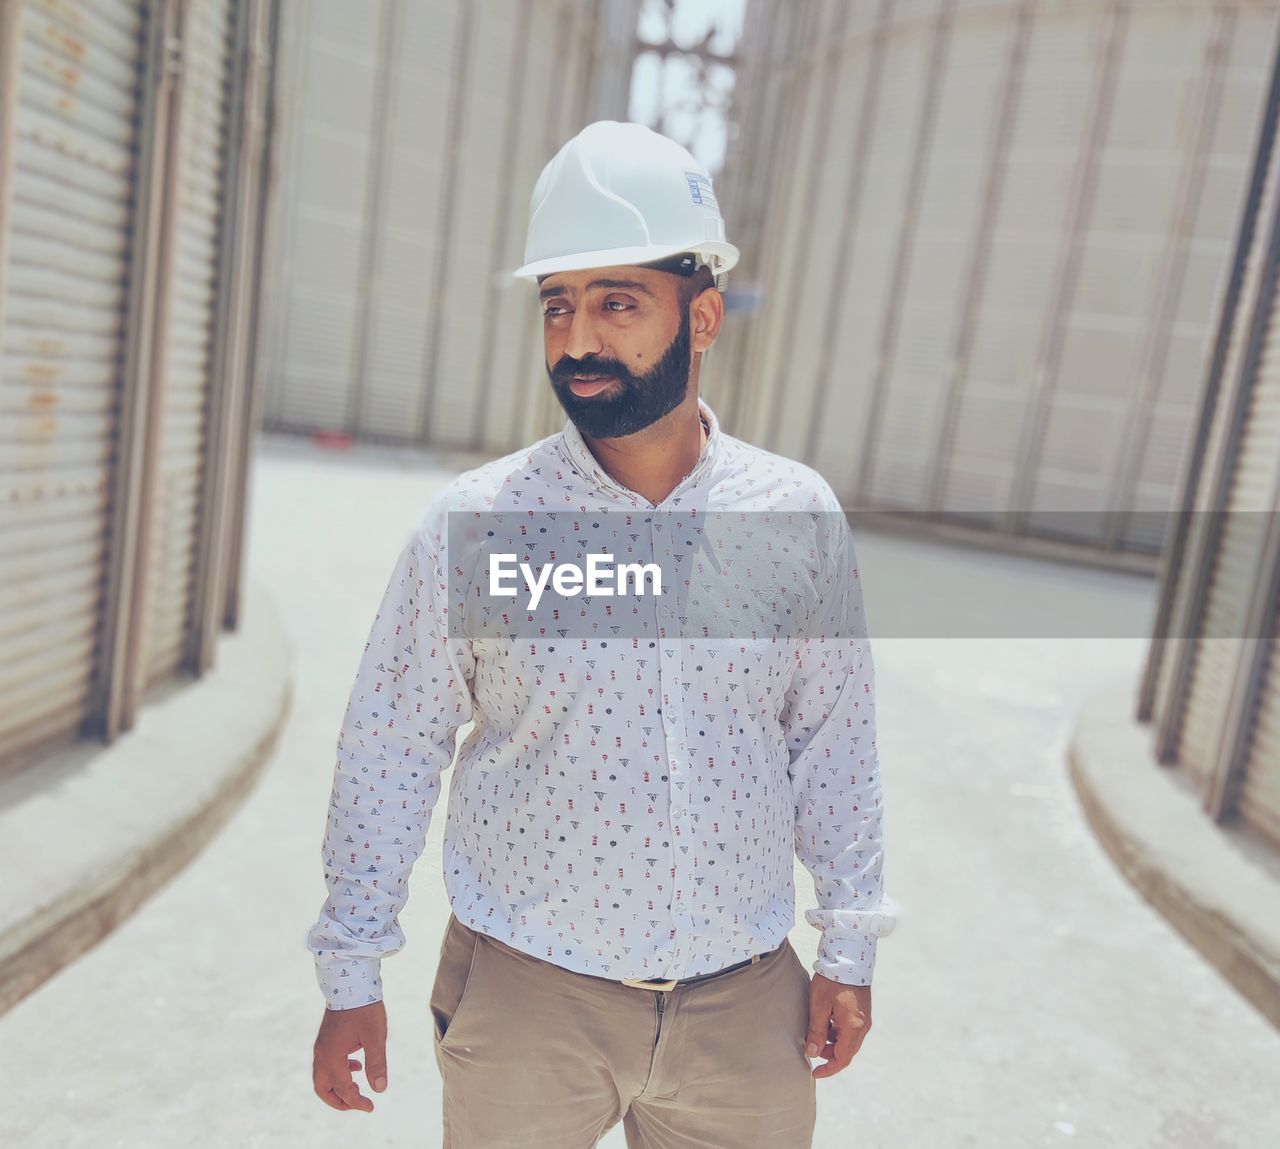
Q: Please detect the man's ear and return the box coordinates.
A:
[690,285,724,354]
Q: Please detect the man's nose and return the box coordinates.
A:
[563,306,604,361]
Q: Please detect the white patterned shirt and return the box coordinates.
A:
[305,397,894,1009]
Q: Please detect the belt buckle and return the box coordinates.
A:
[621,976,679,992]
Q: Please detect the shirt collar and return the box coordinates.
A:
[558,397,724,504]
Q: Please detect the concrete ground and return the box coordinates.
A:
[2,433,1278,1149]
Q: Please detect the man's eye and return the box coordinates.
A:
[543,305,568,317]
[605,300,632,312]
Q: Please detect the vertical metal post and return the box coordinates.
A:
[191,0,271,671]
[224,0,281,631]
[256,0,310,433]
[95,0,181,738]
[118,0,187,720]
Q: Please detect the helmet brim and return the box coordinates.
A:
[512,240,740,281]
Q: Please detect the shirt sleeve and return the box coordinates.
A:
[304,525,474,1010]
[781,513,895,987]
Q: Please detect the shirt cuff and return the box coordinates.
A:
[314,952,384,1010]
[811,930,879,986]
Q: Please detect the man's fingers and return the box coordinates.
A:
[315,1084,353,1112]
[332,1074,374,1112]
[363,1041,389,1093]
[313,1055,374,1113]
[313,1065,373,1113]
[805,995,832,1059]
[313,1001,387,1113]
[812,1012,872,1079]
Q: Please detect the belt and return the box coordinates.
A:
[620,950,765,993]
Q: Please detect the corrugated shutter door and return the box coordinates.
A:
[1226,169,1280,837]
[0,0,145,760]
[140,0,234,685]
[1178,274,1280,785]
[1240,605,1280,847]
[1173,87,1280,783]
[1122,8,1277,554]
[1152,21,1280,741]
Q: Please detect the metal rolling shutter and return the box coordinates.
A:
[1169,59,1280,780]
[1240,600,1280,846]
[939,6,1103,523]
[1118,8,1276,553]
[262,0,387,434]
[1151,18,1280,741]
[0,0,145,761]
[1177,258,1280,788]
[427,0,521,447]
[356,0,463,443]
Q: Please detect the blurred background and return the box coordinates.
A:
[1,2,1279,1146]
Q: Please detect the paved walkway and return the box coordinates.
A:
[2,434,1277,1148]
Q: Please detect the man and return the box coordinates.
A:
[307,120,894,1147]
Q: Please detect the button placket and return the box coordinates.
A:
[650,511,692,966]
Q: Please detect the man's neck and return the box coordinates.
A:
[581,397,708,507]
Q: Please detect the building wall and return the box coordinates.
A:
[0,0,275,774]
[258,0,638,453]
[1140,12,1280,849]
[709,0,1280,564]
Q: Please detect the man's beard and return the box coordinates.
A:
[546,308,692,439]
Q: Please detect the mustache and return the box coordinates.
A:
[549,356,632,387]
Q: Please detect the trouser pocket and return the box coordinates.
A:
[430,915,483,1048]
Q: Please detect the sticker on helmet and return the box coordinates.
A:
[684,171,719,212]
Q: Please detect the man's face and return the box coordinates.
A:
[539,265,692,439]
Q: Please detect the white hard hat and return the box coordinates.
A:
[512,120,740,281]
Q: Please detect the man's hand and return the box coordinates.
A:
[313,1000,389,1112]
[805,974,871,1079]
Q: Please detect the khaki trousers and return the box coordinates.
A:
[430,915,817,1148]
